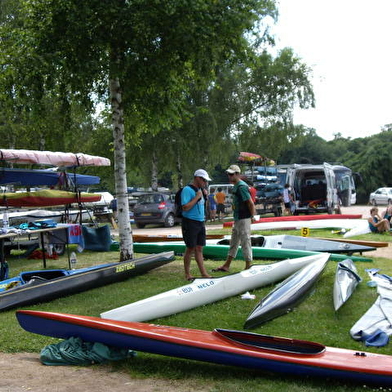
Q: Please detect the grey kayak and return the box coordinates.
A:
[333,259,362,311]
[215,235,375,254]
[244,254,330,329]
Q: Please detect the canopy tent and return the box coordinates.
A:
[237,152,276,183]
[0,168,100,187]
[0,190,101,207]
[0,149,110,167]
[237,151,276,166]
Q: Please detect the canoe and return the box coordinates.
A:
[0,148,110,167]
[0,168,100,187]
[214,234,375,254]
[0,190,101,207]
[333,259,362,311]
[244,256,329,329]
[101,254,330,322]
[223,214,363,227]
[317,237,389,248]
[132,242,372,262]
[251,219,368,232]
[132,234,224,242]
[0,252,174,311]
[17,310,392,387]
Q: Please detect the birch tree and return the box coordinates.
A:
[1,0,278,260]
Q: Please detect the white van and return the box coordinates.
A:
[208,183,234,212]
[286,163,341,214]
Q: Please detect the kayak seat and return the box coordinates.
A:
[21,270,68,283]
[214,329,325,355]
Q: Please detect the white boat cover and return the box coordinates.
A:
[343,220,371,238]
[0,149,110,167]
[350,269,392,346]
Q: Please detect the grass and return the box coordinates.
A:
[1,225,392,391]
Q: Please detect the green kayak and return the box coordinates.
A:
[133,242,372,262]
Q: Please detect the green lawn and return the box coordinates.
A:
[1,227,391,392]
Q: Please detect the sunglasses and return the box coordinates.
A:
[227,173,236,176]
[199,177,208,182]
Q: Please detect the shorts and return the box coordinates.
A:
[217,204,225,213]
[284,202,291,208]
[181,217,206,248]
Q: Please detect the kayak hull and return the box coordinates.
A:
[244,256,329,329]
[132,242,372,262]
[101,254,330,322]
[16,310,392,387]
[215,234,375,254]
[333,259,362,311]
[0,252,174,311]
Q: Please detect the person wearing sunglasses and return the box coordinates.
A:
[213,164,256,272]
[181,169,212,280]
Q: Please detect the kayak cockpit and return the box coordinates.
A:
[214,329,325,355]
[217,236,266,247]
[20,270,69,283]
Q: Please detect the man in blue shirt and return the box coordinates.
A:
[181,169,212,280]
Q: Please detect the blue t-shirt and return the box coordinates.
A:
[208,194,217,209]
[181,185,205,221]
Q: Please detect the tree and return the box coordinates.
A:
[1,0,278,260]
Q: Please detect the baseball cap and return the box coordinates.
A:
[194,169,212,181]
[226,164,241,174]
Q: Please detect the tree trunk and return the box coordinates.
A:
[151,150,158,191]
[176,151,183,189]
[110,76,133,261]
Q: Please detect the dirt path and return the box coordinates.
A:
[0,353,203,392]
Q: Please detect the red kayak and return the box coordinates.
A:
[223,214,362,227]
[16,310,392,386]
[0,190,101,207]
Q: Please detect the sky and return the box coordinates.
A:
[270,0,392,141]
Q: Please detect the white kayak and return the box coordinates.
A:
[333,259,362,311]
[251,219,368,232]
[101,253,330,322]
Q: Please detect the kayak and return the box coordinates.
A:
[223,214,363,227]
[101,254,330,322]
[0,252,174,311]
[333,259,362,311]
[133,234,224,242]
[17,310,392,387]
[213,234,375,254]
[317,237,388,248]
[132,242,372,262]
[251,219,368,232]
[244,255,329,329]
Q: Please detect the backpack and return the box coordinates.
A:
[174,184,198,218]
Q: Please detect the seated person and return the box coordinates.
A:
[368,207,391,233]
[382,204,392,223]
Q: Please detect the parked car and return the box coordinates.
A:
[133,192,180,228]
[369,187,392,205]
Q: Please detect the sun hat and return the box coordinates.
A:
[194,169,212,181]
[226,164,241,174]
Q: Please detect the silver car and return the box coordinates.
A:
[369,187,392,205]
